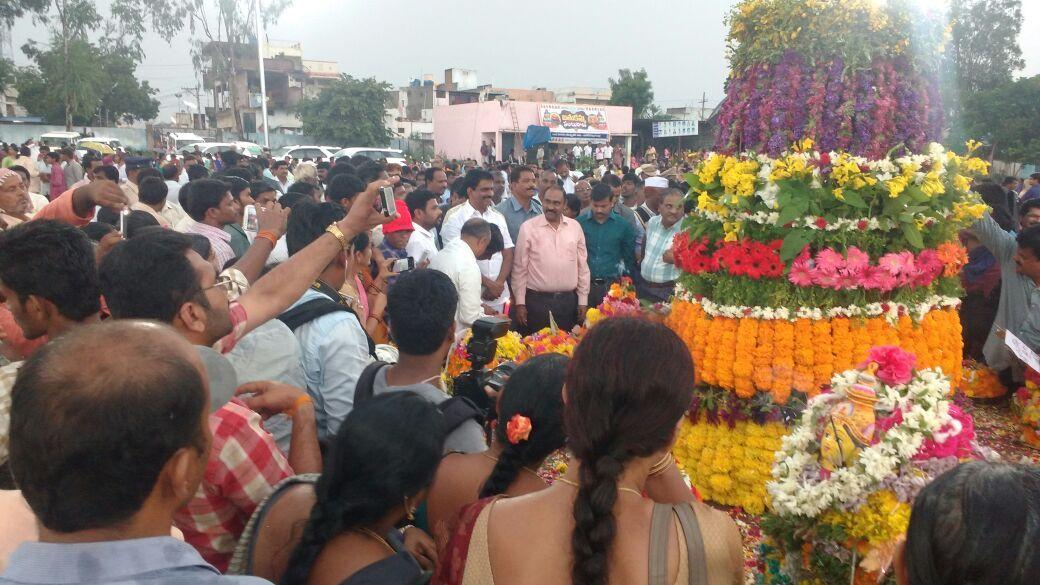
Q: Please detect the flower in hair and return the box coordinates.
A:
[506,414,532,444]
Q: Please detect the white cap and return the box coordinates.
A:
[645,177,669,189]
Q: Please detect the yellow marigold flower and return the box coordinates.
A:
[697,154,725,185]
[885,174,908,198]
[965,139,983,154]
[962,157,990,176]
[953,173,971,192]
[832,186,845,201]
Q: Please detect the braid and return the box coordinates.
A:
[570,447,626,585]
[281,493,386,585]
[478,444,527,498]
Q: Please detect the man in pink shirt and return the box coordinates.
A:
[511,184,590,334]
[46,152,65,201]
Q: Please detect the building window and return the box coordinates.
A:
[397,127,405,133]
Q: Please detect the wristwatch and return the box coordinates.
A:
[325,223,348,249]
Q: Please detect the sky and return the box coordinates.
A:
[8,0,1040,124]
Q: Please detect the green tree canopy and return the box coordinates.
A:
[608,68,655,119]
[962,75,1040,164]
[298,75,394,147]
[16,39,158,126]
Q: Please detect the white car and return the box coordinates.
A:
[274,145,339,160]
[332,147,406,166]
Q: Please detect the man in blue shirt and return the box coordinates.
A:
[578,182,637,307]
[1,321,269,585]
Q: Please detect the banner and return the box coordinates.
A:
[538,104,609,143]
[652,119,699,138]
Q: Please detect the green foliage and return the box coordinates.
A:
[297,75,394,147]
[962,75,1040,164]
[15,40,158,125]
[0,58,14,94]
[608,68,654,119]
[0,0,48,28]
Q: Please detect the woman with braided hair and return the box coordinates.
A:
[433,318,744,585]
[425,353,569,551]
[232,391,446,584]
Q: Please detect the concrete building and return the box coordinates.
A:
[554,87,612,105]
[434,100,633,163]
[201,39,340,136]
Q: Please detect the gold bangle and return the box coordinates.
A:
[648,453,673,477]
[325,224,348,249]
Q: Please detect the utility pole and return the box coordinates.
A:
[255,0,270,149]
[181,85,203,129]
[699,92,708,121]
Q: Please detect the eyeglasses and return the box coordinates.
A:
[201,270,249,302]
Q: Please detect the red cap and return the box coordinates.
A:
[382,200,414,234]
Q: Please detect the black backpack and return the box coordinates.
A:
[277,297,376,358]
[353,361,484,434]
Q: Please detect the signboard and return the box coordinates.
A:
[538,104,609,144]
[652,119,699,138]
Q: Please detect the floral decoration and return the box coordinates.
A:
[960,360,1007,399]
[585,277,640,326]
[506,414,533,444]
[518,327,581,361]
[763,353,994,584]
[1013,368,1040,450]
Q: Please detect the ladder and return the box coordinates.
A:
[509,101,519,132]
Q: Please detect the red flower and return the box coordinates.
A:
[506,414,533,444]
[857,220,868,230]
[815,217,827,229]
[818,152,831,166]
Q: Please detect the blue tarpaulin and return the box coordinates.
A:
[523,125,551,150]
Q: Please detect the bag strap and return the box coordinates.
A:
[674,503,709,585]
[353,361,390,408]
[437,396,484,434]
[277,298,349,331]
[648,503,673,585]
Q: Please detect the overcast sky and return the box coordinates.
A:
[8,0,1040,123]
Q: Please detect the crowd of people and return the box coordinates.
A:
[0,140,1035,585]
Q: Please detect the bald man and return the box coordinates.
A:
[3,320,270,584]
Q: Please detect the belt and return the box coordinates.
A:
[591,277,615,285]
[643,280,676,289]
[527,290,576,299]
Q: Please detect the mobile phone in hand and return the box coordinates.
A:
[392,257,415,273]
[379,186,397,217]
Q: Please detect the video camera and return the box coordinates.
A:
[452,317,517,416]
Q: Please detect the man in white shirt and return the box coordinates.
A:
[603,143,614,163]
[405,188,442,264]
[582,143,593,158]
[555,159,576,194]
[438,170,514,313]
[572,144,582,160]
[429,218,503,339]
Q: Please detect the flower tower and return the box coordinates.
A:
[664,0,991,514]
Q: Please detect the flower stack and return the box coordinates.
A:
[585,277,640,327]
[761,347,991,584]
[665,0,990,513]
[961,359,1007,400]
[519,327,581,361]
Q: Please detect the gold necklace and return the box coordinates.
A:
[355,527,396,555]
[555,476,644,498]
[480,452,543,481]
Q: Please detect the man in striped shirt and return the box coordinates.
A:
[186,179,240,270]
[638,188,685,303]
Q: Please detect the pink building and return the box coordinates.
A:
[433,101,634,162]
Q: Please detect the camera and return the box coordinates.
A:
[453,317,512,415]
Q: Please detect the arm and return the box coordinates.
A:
[286,399,321,473]
[576,230,590,307]
[457,266,486,328]
[236,179,393,338]
[234,381,322,474]
[971,212,1017,260]
[231,203,289,284]
[496,247,514,285]
[37,182,129,226]
[214,404,294,520]
[439,209,464,245]
[512,225,531,306]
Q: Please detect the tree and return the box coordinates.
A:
[298,76,393,147]
[609,68,655,119]
[16,40,158,126]
[0,57,14,94]
[942,0,1024,142]
[962,75,1040,164]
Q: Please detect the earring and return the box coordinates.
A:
[405,496,415,521]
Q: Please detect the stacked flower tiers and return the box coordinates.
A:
[665,0,990,514]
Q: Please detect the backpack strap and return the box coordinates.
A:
[437,396,484,434]
[674,503,709,585]
[353,361,390,408]
[648,503,673,585]
[277,298,349,331]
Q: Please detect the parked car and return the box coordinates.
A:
[273,145,339,160]
[331,147,406,166]
[166,132,207,151]
[39,131,81,148]
[77,137,123,152]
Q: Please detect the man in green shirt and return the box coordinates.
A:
[578,182,636,307]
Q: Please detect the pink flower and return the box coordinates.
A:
[815,248,845,273]
[788,252,815,287]
[861,266,898,291]
[913,249,943,286]
[879,250,915,277]
[844,247,870,274]
[813,270,842,289]
[860,345,917,386]
[913,405,975,460]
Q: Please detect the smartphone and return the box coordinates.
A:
[392,257,415,273]
[243,204,258,232]
[418,250,430,266]
[118,208,130,237]
[379,185,397,217]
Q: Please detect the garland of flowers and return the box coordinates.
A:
[666,297,963,404]
[961,360,1007,400]
[763,347,993,583]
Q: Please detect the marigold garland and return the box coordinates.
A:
[672,414,787,515]
[960,360,1006,399]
